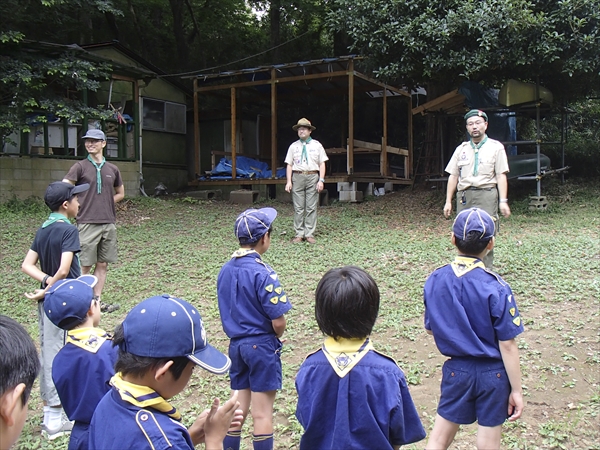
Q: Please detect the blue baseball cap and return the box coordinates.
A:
[120,295,231,375]
[234,207,277,244]
[44,181,90,211]
[453,207,495,241]
[44,275,98,330]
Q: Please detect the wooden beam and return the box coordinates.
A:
[193,78,200,177]
[352,72,410,97]
[412,89,460,115]
[407,98,413,178]
[382,89,388,176]
[348,60,354,175]
[231,87,236,179]
[270,68,277,180]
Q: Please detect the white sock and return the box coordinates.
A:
[46,406,63,430]
[43,405,50,425]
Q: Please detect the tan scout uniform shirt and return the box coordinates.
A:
[445,138,509,191]
[284,139,329,171]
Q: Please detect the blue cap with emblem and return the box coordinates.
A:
[234,207,277,245]
[453,207,495,241]
[120,295,231,374]
[44,275,98,330]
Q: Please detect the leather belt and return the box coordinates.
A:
[293,170,319,174]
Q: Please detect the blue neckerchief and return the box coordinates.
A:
[42,212,70,228]
[300,137,312,164]
[87,155,106,193]
[469,134,488,176]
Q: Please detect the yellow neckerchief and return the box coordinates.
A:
[451,255,486,277]
[110,373,181,421]
[231,248,259,259]
[322,336,373,378]
[66,327,110,354]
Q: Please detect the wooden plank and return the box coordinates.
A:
[353,139,381,151]
[270,68,277,179]
[348,61,354,174]
[382,92,388,176]
[231,87,236,179]
[193,79,200,177]
[411,89,460,115]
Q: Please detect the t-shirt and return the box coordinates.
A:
[31,220,81,279]
[445,137,509,191]
[284,138,329,172]
[217,249,292,339]
[296,338,426,450]
[424,256,524,359]
[64,159,123,224]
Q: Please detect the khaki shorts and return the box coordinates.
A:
[78,223,118,266]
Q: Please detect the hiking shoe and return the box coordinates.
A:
[100,302,120,313]
[42,419,73,440]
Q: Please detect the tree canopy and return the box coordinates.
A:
[328,0,600,98]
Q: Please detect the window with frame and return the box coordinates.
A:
[142,98,186,134]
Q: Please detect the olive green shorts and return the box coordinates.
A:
[77,223,118,266]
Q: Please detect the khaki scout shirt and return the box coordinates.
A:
[284,139,329,172]
[445,137,509,191]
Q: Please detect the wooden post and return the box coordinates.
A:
[193,79,200,178]
[407,96,413,179]
[348,60,354,175]
[231,87,237,179]
[271,68,277,179]
[382,88,388,176]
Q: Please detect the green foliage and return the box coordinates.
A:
[328,0,600,97]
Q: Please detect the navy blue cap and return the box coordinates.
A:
[234,207,277,244]
[120,295,231,375]
[453,207,495,240]
[44,181,90,211]
[44,275,98,330]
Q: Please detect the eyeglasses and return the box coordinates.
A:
[466,120,485,127]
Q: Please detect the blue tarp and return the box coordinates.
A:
[200,156,286,180]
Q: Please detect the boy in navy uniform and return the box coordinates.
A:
[0,315,40,450]
[88,295,243,450]
[218,208,292,450]
[21,181,89,439]
[43,275,117,450]
[424,208,524,449]
[295,266,426,450]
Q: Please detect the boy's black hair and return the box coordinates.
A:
[315,266,380,340]
[0,315,40,406]
[112,323,189,380]
[244,228,272,248]
[454,231,492,256]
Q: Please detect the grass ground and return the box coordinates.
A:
[1,177,599,449]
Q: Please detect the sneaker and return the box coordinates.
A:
[42,419,73,440]
[100,302,120,313]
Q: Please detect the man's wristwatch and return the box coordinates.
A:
[499,198,508,203]
[319,178,325,183]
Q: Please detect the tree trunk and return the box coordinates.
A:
[168,0,189,69]
[269,0,281,62]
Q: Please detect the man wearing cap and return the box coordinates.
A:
[63,129,124,308]
[284,118,328,244]
[443,109,511,268]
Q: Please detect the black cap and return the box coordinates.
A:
[44,182,90,211]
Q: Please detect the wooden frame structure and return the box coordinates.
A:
[185,56,414,185]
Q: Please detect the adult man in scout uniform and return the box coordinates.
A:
[443,109,511,268]
[284,118,328,244]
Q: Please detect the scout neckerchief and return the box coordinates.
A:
[469,134,488,176]
[42,212,70,228]
[66,327,109,354]
[231,248,259,259]
[110,373,181,421]
[87,154,105,194]
[451,255,486,277]
[322,336,373,378]
[300,137,312,164]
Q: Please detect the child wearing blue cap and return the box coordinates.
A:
[218,208,292,450]
[88,295,243,450]
[43,275,117,450]
[423,207,524,449]
[295,266,426,449]
[21,180,89,439]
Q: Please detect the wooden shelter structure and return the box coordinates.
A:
[185,56,414,187]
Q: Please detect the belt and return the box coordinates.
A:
[462,187,494,191]
[293,170,319,174]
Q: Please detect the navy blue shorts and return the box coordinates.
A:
[437,358,510,427]
[228,335,283,392]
